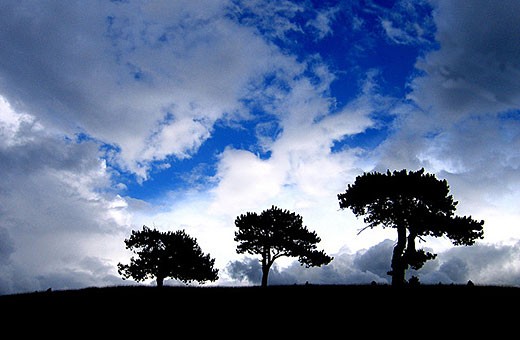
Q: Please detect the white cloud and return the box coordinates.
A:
[0,0,302,179]
[143,117,212,162]
[0,100,132,294]
[211,148,285,213]
[0,1,355,292]
[378,0,435,46]
[306,7,339,40]
[381,19,414,45]
[229,0,305,41]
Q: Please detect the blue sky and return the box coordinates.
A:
[1,0,520,293]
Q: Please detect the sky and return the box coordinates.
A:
[0,0,519,294]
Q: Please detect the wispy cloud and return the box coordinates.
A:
[378,0,435,46]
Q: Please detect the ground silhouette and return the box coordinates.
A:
[1,283,518,333]
[2,283,518,308]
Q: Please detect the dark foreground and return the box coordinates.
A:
[1,283,519,309]
[1,284,518,333]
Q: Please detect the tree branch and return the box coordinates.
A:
[357,225,371,235]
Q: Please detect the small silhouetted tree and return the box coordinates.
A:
[234,205,333,287]
[338,168,484,287]
[117,225,219,287]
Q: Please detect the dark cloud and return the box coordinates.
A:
[225,240,394,286]
[225,257,299,285]
[226,240,520,287]
[0,132,118,234]
[410,0,520,118]
[0,227,14,264]
[438,242,520,286]
[0,1,111,127]
[403,242,520,286]
[0,127,103,179]
[35,268,123,292]
[353,239,393,278]
[0,256,125,295]
[225,257,262,284]
[373,2,520,251]
[438,257,469,282]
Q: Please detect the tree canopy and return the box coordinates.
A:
[117,225,219,287]
[234,205,333,287]
[338,168,484,286]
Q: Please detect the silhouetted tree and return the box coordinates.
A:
[338,168,484,287]
[234,205,333,287]
[117,226,218,287]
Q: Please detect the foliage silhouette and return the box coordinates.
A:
[117,225,218,287]
[338,168,484,287]
[234,205,333,287]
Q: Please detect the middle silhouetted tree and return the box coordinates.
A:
[117,225,219,287]
[234,205,333,287]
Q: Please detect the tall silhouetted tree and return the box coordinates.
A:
[117,226,218,287]
[234,205,333,287]
[338,168,484,287]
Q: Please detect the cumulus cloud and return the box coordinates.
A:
[0,2,358,294]
[201,69,397,263]
[0,0,301,178]
[225,240,520,287]
[224,240,393,286]
[0,97,131,294]
[0,255,126,295]
[414,242,520,286]
[0,227,15,265]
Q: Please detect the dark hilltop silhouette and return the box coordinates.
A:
[1,282,519,322]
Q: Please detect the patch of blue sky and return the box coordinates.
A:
[498,109,520,122]
[110,0,439,201]
[331,113,393,153]
[281,1,435,103]
[120,116,277,202]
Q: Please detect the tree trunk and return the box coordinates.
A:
[261,264,269,287]
[405,232,417,268]
[390,226,407,287]
[261,246,270,287]
[156,276,164,288]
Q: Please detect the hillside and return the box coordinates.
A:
[1,284,518,334]
[2,283,519,308]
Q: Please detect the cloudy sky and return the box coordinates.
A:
[1,0,519,294]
